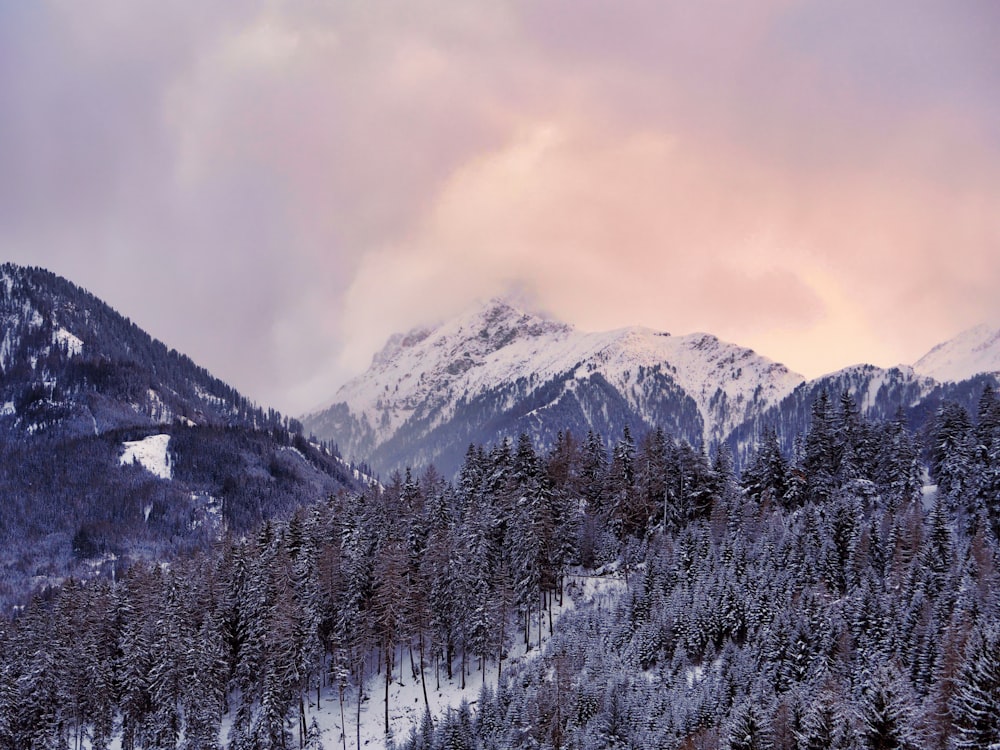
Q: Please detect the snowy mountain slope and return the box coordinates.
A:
[0,263,301,437]
[913,324,1000,382]
[0,263,360,605]
[304,298,805,474]
[726,362,939,464]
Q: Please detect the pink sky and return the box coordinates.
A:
[3,1,999,413]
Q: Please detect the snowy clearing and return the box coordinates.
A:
[290,569,627,749]
[53,326,84,356]
[119,434,172,480]
[87,569,627,750]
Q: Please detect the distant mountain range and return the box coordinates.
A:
[4,263,998,603]
[0,263,359,604]
[303,298,1000,475]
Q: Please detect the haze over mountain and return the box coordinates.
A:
[305,298,1000,476]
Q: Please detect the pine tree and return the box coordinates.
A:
[859,665,920,750]
[580,430,608,515]
[181,616,227,750]
[305,717,325,750]
[804,391,836,503]
[607,426,637,538]
[509,437,547,650]
[677,440,715,522]
[373,514,411,734]
[724,699,773,750]
[441,700,477,750]
[742,426,790,508]
[929,401,974,527]
[876,410,922,511]
[147,573,186,750]
[546,435,582,596]
[951,621,1000,749]
[117,566,156,750]
[834,390,863,482]
[796,690,853,750]
[636,427,669,533]
[973,384,1000,539]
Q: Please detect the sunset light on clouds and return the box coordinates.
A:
[2,1,999,413]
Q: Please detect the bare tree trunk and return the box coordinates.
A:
[419,630,430,715]
[384,642,392,736]
[356,658,364,750]
[498,596,507,683]
[299,691,307,748]
[447,636,454,680]
[339,678,348,750]
[538,591,543,650]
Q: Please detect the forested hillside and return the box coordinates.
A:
[0,264,359,605]
[2,385,999,749]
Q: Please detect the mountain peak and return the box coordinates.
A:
[459,294,562,328]
[306,304,805,474]
[913,323,1000,382]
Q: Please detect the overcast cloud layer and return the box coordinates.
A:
[3,1,999,414]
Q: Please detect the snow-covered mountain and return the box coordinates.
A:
[913,324,1000,382]
[0,263,359,604]
[726,362,940,464]
[0,263,280,435]
[304,298,805,474]
[726,323,1000,463]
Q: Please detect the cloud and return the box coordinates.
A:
[340,1,1000,381]
[2,1,999,412]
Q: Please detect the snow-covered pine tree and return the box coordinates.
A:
[804,390,836,504]
[929,401,974,529]
[723,699,774,750]
[796,689,854,750]
[950,620,1000,749]
[858,665,921,750]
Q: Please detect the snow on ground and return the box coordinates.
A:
[283,445,311,464]
[53,327,84,356]
[146,388,172,423]
[922,483,938,511]
[119,434,172,480]
[89,569,627,750]
[304,568,627,749]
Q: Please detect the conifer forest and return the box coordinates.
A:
[3,386,1000,750]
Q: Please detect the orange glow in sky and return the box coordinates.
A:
[4,1,999,412]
